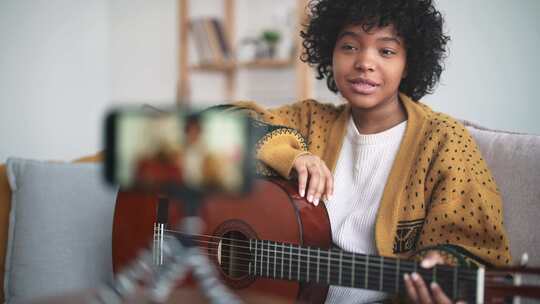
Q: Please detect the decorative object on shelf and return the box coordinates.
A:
[261,30,281,58]
[237,38,258,62]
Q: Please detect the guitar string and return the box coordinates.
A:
[152,245,477,292]
[159,229,478,279]
[199,242,476,285]
[152,245,474,291]
[210,240,474,280]
[162,227,471,273]
[154,229,479,297]
[161,231,417,274]
[162,228,421,267]
[160,229,477,275]
[153,232,478,281]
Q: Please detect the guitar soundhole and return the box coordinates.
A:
[219,231,250,279]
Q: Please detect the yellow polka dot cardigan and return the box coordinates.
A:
[229,92,511,267]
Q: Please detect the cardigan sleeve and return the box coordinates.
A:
[414,125,511,267]
[231,100,314,136]
[223,100,315,178]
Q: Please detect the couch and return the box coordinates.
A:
[0,123,539,303]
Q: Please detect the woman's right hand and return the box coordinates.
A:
[293,154,333,206]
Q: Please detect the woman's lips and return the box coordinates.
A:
[349,78,380,94]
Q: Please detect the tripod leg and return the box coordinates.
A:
[187,247,243,304]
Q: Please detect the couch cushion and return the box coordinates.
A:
[5,158,118,303]
[466,123,540,266]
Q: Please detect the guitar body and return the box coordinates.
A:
[112,178,332,303]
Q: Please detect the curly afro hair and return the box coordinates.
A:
[300,0,450,101]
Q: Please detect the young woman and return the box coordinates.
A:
[228,0,511,302]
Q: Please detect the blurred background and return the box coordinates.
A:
[1,0,539,162]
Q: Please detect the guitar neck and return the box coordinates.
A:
[248,239,480,302]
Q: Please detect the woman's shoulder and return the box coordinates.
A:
[412,101,471,141]
[292,98,347,112]
[230,98,345,113]
[402,94,466,138]
[415,104,486,174]
[417,103,501,195]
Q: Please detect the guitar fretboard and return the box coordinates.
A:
[248,239,478,301]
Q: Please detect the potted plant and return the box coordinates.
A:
[261,30,281,58]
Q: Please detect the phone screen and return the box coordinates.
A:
[105,108,253,194]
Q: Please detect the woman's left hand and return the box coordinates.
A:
[403,251,466,304]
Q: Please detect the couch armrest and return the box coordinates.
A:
[74,152,103,163]
[0,164,11,303]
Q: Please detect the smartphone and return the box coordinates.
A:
[104,107,254,194]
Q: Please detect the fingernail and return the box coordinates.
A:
[327,194,333,201]
[314,198,319,206]
[411,273,420,281]
[430,282,439,290]
[421,259,430,268]
[307,195,313,202]
[300,189,305,197]
[403,273,409,281]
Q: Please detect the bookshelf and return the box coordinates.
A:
[177,0,313,105]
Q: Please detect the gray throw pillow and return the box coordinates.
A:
[5,158,118,303]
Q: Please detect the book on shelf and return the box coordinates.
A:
[190,19,212,64]
[210,18,231,61]
[189,17,232,66]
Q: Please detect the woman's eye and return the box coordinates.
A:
[340,44,357,52]
[380,49,397,56]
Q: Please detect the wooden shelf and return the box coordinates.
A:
[190,59,294,72]
[178,0,313,104]
[190,62,236,72]
[240,58,294,69]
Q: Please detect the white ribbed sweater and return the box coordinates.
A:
[325,117,407,304]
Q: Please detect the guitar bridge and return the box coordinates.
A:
[153,222,166,266]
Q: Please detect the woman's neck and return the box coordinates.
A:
[350,95,407,134]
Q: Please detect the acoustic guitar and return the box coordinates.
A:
[113,178,540,303]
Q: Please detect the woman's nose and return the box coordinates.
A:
[354,51,376,72]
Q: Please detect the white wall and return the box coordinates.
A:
[1,0,539,162]
[0,0,179,162]
[109,0,178,103]
[424,0,540,133]
[0,0,110,162]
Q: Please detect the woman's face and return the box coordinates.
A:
[332,23,407,111]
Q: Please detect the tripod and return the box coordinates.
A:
[93,189,243,304]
